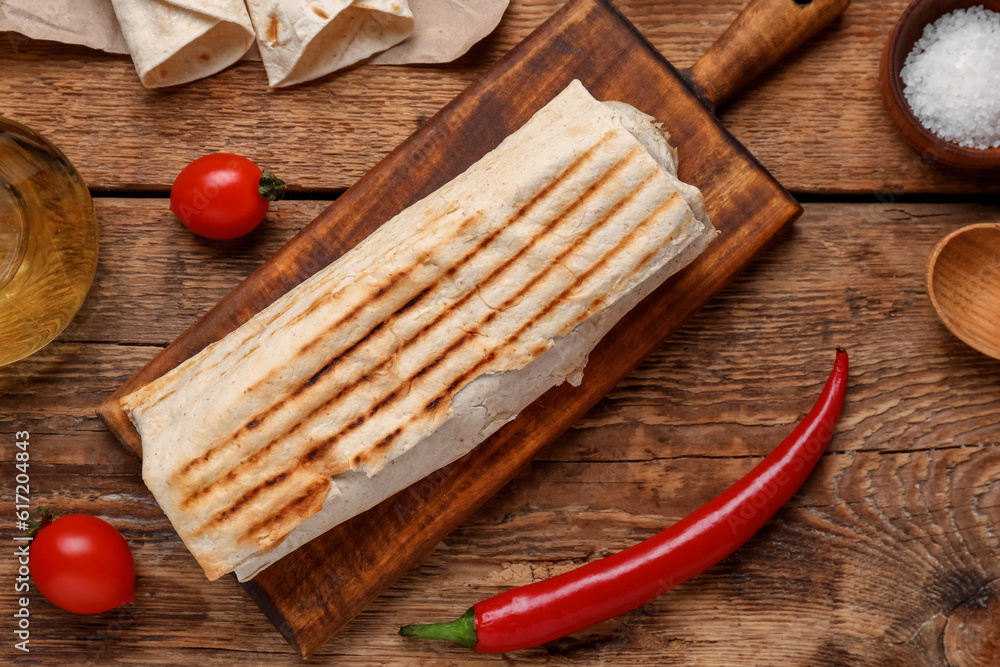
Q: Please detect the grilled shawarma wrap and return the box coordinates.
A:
[121,80,716,581]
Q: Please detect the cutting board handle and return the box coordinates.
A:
[686,0,850,109]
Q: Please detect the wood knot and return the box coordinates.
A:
[944,578,1000,667]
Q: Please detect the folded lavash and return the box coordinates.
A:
[121,80,716,581]
[110,0,256,88]
[245,0,414,87]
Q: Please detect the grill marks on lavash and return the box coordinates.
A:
[174,132,693,550]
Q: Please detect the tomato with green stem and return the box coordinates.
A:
[170,153,286,240]
[28,508,135,614]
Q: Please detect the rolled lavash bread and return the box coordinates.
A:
[110,0,255,88]
[121,80,716,582]
[244,0,414,87]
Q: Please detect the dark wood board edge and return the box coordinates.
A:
[96,0,803,658]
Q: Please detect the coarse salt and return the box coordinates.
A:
[900,5,1000,149]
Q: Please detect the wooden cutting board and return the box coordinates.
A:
[98,0,848,657]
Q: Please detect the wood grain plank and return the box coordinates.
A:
[8,198,999,462]
[19,197,996,454]
[2,447,996,665]
[1,0,997,194]
[70,200,323,345]
[2,201,998,663]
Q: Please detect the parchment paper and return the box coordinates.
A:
[0,0,130,54]
[0,0,508,68]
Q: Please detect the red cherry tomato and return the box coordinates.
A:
[31,514,135,614]
[170,153,285,240]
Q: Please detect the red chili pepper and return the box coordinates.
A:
[399,348,849,652]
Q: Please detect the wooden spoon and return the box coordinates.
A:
[926,223,1000,360]
[879,0,1000,168]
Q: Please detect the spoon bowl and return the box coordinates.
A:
[879,0,1000,168]
[926,223,1000,360]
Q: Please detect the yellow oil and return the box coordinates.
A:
[0,118,99,366]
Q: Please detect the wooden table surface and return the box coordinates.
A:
[2,1,999,665]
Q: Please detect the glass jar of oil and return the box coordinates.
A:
[0,118,99,366]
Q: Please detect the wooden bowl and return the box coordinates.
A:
[879,0,1000,168]
[926,223,1000,360]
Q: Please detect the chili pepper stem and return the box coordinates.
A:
[258,172,287,202]
[399,607,477,648]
